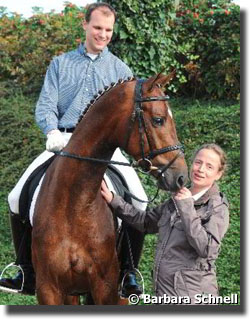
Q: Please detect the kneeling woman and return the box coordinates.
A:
[101,144,229,304]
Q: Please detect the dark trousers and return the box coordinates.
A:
[9,211,32,267]
[119,222,144,277]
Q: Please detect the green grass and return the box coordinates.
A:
[0,94,240,305]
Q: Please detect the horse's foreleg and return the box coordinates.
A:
[118,298,128,305]
[91,279,119,305]
[36,283,65,305]
[64,295,80,305]
[90,258,121,305]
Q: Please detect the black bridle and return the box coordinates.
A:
[124,79,184,174]
[54,79,184,175]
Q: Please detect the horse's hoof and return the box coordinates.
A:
[118,297,129,305]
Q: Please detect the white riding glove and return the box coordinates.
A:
[46,129,66,152]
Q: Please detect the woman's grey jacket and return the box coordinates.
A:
[109,183,229,302]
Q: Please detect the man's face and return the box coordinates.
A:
[83,9,115,54]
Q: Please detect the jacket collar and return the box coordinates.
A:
[194,183,220,206]
[78,43,109,58]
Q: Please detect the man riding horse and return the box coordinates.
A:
[0,2,147,296]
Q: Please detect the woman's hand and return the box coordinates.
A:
[174,187,192,201]
[101,180,114,204]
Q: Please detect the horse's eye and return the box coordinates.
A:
[152,117,165,127]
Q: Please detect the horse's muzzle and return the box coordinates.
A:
[154,167,188,192]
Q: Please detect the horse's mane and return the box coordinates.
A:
[77,76,136,125]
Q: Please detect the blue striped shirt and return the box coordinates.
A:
[35,43,133,135]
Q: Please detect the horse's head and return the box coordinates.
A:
[124,71,188,192]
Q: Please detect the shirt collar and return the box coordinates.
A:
[78,43,109,58]
[194,183,220,205]
[192,188,209,201]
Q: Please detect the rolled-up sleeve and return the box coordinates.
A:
[35,58,59,134]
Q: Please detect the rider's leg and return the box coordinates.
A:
[111,148,148,211]
[8,150,55,214]
[120,223,144,297]
[125,224,145,269]
[0,134,71,295]
[0,151,53,295]
[111,149,146,296]
[0,211,35,294]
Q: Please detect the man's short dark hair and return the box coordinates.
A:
[85,2,117,22]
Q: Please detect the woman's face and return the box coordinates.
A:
[190,148,222,191]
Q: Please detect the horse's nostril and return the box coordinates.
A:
[177,175,185,188]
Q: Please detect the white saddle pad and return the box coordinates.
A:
[29,173,118,226]
[8,145,147,225]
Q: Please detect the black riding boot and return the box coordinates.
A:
[120,223,144,297]
[0,211,35,295]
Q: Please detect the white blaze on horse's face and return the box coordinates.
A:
[168,107,173,119]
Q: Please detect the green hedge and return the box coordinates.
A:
[0,0,240,100]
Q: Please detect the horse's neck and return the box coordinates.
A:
[63,89,131,189]
[67,105,118,159]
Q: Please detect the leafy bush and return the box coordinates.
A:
[0,3,85,96]
[173,0,240,99]
[0,0,240,100]
[106,0,240,99]
[105,0,176,77]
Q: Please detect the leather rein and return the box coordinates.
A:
[54,79,184,177]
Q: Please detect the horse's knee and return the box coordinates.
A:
[36,284,64,305]
[90,275,119,305]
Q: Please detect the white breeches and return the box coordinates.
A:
[8,133,148,221]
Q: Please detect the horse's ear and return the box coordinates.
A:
[147,69,176,92]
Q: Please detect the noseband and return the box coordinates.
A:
[126,79,184,174]
[55,79,184,175]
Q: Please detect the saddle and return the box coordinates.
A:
[19,156,132,224]
[19,155,56,223]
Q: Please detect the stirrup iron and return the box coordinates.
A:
[120,268,144,298]
[0,262,24,294]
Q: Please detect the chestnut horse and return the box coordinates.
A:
[32,72,188,305]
